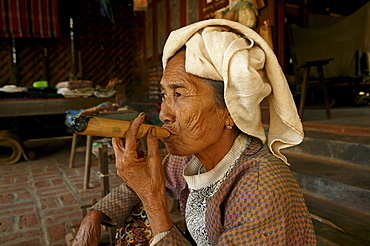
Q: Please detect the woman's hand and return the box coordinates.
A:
[113,113,164,200]
[72,209,107,246]
[113,113,173,235]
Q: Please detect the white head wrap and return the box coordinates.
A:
[162,19,303,164]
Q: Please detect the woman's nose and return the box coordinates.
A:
[159,99,175,124]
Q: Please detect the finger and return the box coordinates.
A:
[112,138,128,169]
[112,137,124,147]
[112,137,125,153]
[147,127,160,159]
[136,140,142,151]
[124,112,145,151]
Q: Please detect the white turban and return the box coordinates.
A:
[162,19,303,164]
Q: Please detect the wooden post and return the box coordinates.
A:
[83,135,93,189]
[98,144,110,197]
[10,37,19,85]
[69,134,78,168]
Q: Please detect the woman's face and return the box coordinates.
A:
[159,51,229,156]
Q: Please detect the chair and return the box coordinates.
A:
[287,24,333,119]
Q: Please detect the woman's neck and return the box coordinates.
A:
[195,129,239,171]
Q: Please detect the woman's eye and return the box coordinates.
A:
[160,91,182,101]
[160,93,167,100]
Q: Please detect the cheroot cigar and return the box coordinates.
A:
[69,116,170,139]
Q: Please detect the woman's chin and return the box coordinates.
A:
[164,144,192,156]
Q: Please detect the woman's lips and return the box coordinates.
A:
[161,127,175,140]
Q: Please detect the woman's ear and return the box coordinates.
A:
[224,111,235,128]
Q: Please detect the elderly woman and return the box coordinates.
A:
[73,19,316,245]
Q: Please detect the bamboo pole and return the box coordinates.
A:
[71,116,170,139]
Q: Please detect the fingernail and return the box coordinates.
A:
[138,112,145,117]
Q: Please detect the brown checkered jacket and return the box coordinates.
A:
[94,137,317,245]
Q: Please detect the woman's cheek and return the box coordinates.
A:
[179,110,204,134]
[176,99,212,138]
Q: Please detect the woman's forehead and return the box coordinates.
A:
[160,67,206,92]
[161,53,193,86]
[161,50,213,93]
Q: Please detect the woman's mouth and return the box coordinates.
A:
[160,128,175,141]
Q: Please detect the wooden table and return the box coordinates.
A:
[0,97,111,165]
[0,97,110,117]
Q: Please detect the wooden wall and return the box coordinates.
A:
[132,0,281,105]
[0,0,285,106]
[0,0,135,90]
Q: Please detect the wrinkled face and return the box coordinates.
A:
[159,51,229,156]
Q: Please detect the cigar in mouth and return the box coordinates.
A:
[69,115,170,139]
